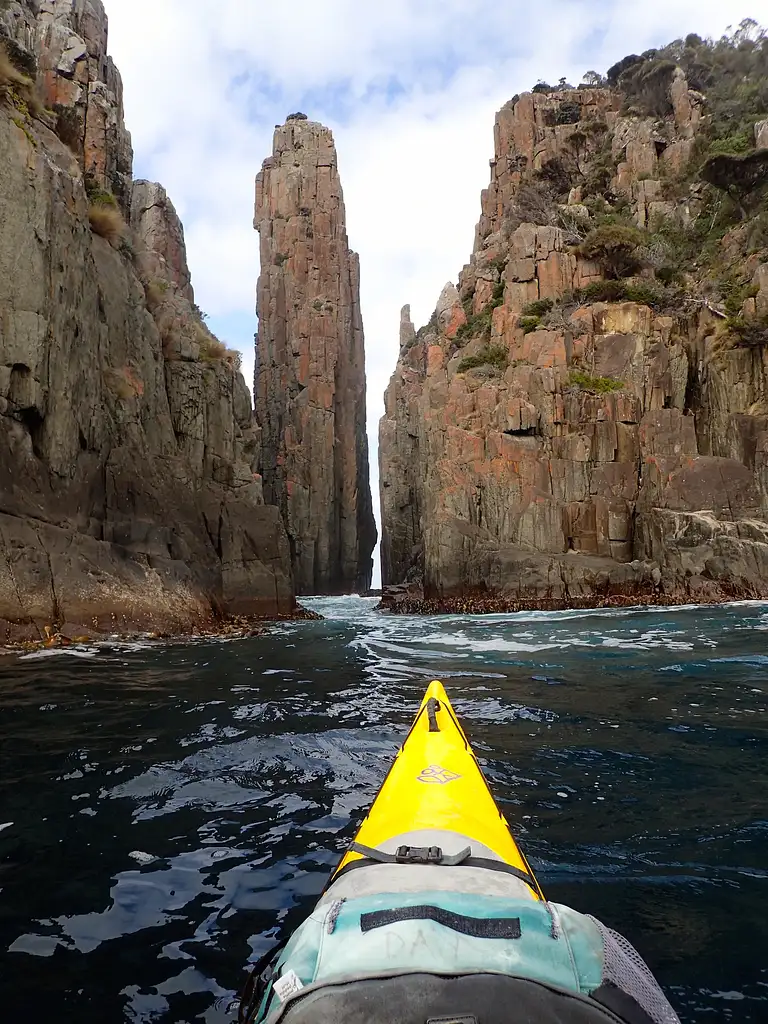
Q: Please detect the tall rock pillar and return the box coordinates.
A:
[254,115,376,594]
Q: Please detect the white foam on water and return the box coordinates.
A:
[128,850,158,865]
[20,646,101,660]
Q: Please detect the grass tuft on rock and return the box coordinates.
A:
[198,332,242,369]
[0,43,28,91]
[0,42,43,117]
[517,298,557,333]
[88,204,125,244]
[568,370,625,393]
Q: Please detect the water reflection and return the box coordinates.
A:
[0,598,766,1021]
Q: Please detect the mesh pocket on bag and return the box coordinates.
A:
[588,916,680,1024]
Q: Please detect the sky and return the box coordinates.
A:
[103,0,763,585]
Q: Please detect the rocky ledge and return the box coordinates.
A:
[2,604,323,656]
[378,564,767,615]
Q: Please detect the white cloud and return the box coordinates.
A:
[103,0,761,585]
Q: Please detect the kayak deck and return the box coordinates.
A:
[334,680,542,899]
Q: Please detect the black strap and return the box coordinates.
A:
[238,936,288,1024]
[426,697,441,732]
[339,846,539,897]
[360,905,522,939]
[590,982,659,1024]
[349,841,472,866]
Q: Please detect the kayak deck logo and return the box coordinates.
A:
[417,764,461,785]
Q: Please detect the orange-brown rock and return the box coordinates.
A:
[254,117,376,594]
[379,73,768,607]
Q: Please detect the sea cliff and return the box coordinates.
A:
[379,29,768,611]
[0,0,296,642]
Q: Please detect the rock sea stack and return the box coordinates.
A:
[254,116,377,595]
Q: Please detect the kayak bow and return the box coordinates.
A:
[239,680,681,1024]
[332,680,544,900]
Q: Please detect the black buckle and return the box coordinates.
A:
[395,844,443,864]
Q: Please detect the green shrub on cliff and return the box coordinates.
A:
[457,345,509,373]
[457,304,495,343]
[647,195,744,270]
[517,299,556,333]
[568,370,624,393]
[518,315,542,333]
[455,281,508,344]
[521,298,554,317]
[721,276,760,316]
[711,313,768,356]
[617,58,678,117]
[577,224,647,278]
[726,315,768,348]
[655,265,684,286]
[680,22,768,153]
[85,175,119,208]
[581,143,620,199]
[505,180,559,229]
[606,21,768,143]
[573,278,669,309]
[708,127,756,156]
[623,281,666,306]
[576,280,628,303]
[700,150,768,217]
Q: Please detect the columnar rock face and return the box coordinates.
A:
[254,117,377,594]
[379,65,768,608]
[0,0,294,640]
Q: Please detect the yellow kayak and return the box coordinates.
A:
[332,679,544,899]
[240,680,681,1024]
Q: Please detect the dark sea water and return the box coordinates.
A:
[0,597,767,1023]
